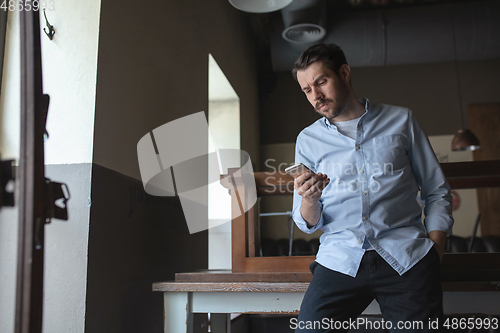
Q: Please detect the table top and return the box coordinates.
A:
[153,281,310,293]
[152,279,500,292]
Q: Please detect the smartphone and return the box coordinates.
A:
[285,163,315,178]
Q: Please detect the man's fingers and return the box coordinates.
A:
[294,172,313,189]
[298,179,330,198]
[293,171,330,198]
[311,178,330,194]
[317,178,330,190]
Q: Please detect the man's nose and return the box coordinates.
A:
[312,87,323,101]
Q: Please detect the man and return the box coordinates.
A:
[291,43,453,332]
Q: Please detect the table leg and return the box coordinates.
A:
[211,313,231,333]
[163,292,193,333]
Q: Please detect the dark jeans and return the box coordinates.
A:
[295,249,444,332]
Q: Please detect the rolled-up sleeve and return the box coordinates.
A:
[407,110,454,235]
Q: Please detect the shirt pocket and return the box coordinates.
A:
[373,135,408,172]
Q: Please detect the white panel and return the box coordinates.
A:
[193,292,382,315]
[192,292,304,313]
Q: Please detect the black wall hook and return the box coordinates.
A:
[43,10,55,40]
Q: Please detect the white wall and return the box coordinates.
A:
[208,54,241,270]
[0,1,101,332]
[41,1,101,165]
[0,13,21,333]
[208,100,240,269]
[0,9,20,160]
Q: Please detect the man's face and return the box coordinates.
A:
[296,61,350,122]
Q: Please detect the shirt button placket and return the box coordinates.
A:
[355,125,371,244]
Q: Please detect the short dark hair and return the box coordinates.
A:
[292,43,348,81]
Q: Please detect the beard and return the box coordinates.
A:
[314,80,350,120]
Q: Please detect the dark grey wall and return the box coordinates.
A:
[261,59,500,144]
[86,165,207,332]
[92,0,260,178]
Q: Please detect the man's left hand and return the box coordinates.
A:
[429,230,448,262]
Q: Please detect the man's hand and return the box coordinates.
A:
[294,172,330,227]
[294,172,329,201]
[429,230,447,262]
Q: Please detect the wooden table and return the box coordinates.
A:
[153,263,500,333]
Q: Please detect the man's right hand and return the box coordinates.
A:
[294,172,330,201]
[294,172,329,228]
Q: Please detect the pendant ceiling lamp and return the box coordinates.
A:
[451,129,480,151]
[228,0,293,13]
[450,11,480,152]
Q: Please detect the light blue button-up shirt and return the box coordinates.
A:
[292,99,454,277]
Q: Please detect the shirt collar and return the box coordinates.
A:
[322,98,371,129]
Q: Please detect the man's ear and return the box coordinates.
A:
[339,64,351,83]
